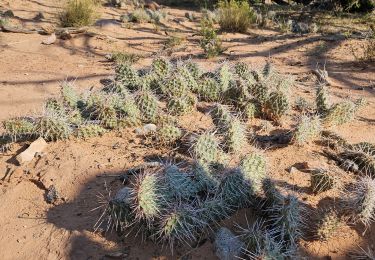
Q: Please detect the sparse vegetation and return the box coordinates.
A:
[60,0,97,27]
[217,0,256,33]
[199,18,223,58]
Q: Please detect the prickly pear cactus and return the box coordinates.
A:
[244,101,260,120]
[211,104,233,128]
[240,153,267,193]
[35,112,72,141]
[162,76,189,97]
[316,84,330,115]
[165,165,198,199]
[192,132,221,164]
[218,170,252,208]
[94,101,118,129]
[132,171,167,222]
[250,82,269,105]
[152,57,171,78]
[197,77,221,102]
[193,161,221,191]
[224,118,247,153]
[3,118,35,141]
[225,79,251,107]
[157,124,182,144]
[114,97,142,127]
[61,83,79,108]
[293,115,321,145]
[76,124,106,139]
[264,91,289,122]
[323,100,357,127]
[234,62,250,79]
[45,98,65,115]
[166,93,196,116]
[115,63,140,90]
[214,227,244,260]
[176,65,199,92]
[218,63,232,93]
[136,90,159,123]
[310,169,334,194]
[185,60,202,80]
[317,209,342,241]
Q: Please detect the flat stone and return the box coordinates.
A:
[16,137,47,165]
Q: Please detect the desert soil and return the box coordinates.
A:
[0,0,375,259]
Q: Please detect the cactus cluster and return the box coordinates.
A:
[76,124,106,139]
[316,209,343,241]
[157,124,182,145]
[191,132,222,164]
[136,90,159,123]
[293,114,322,145]
[240,152,267,193]
[264,91,289,122]
[115,62,140,90]
[310,169,335,194]
[35,110,72,141]
[340,142,375,177]
[3,118,35,141]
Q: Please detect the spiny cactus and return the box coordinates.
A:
[76,124,106,139]
[218,170,252,208]
[197,77,221,102]
[244,101,260,120]
[162,76,189,98]
[3,118,35,141]
[264,91,289,122]
[35,110,72,141]
[184,60,202,80]
[234,62,250,79]
[176,65,199,92]
[199,195,230,224]
[67,109,83,126]
[94,101,118,129]
[340,142,375,177]
[192,161,221,191]
[157,124,183,144]
[316,84,330,115]
[191,132,221,164]
[262,61,275,79]
[310,169,335,194]
[115,62,140,90]
[114,98,141,127]
[251,82,269,106]
[240,152,267,193]
[211,104,233,128]
[166,94,196,116]
[323,100,357,127]
[45,98,65,115]
[343,176,375,227]
[131,171,168,222]
[267,194,304,253]
[316,209,343,241]
[225,79,251,107]
[61,83,79,108]
[218,63,232,93]
[165,165,198,200]
[224,118,247,153]
[135,90,159,123]
[152,57,171,78]
[293,114,322,145]
[158,203,206,248]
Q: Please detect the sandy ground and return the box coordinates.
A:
[0,0,375,259]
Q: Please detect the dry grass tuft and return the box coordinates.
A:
[60,0,97,27]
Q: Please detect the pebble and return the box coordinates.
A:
[135,124,157,135]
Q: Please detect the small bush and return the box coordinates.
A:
[200,18,223,58]
[354,27,375,62]
[60,0,97,27]
[217,0,256,33]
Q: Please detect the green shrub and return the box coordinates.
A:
[217,0,256,33]
[200,18,223,58]
[60,0,97,27]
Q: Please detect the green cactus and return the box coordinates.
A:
[218,63,232,93]
[152,57,171,78]
[316,84,330,115]
[234,62,250,79]
[211,104,233,128]
[224,118,247,153]
[218,170,252,208]
[158,203,205,247]
[94,100,118,129]
[106,187,134,231]
[197,77,221,102]
[323,100,357,127]
[225,79,251,107]
[162,76,189,98]
[114,97,142,127]
[157,124,183,144]
[3,118,35,141]
[310,169,335,194]
[262,61,275,79]
[264,91,289,122]
[343,176,375,227]
[340,142,375,177]
[67,109,84,126]
[199,196,230,224]
[61,83,79,108]
[192,132,221,164]
[240,152,267,193]
[135,90,159,123]
[293,115,322,145]
[35,111,72,141]
[267,194,303,254]
[132,171,168,222]
[76,124,106,139]
[192,161,221,191]
[176,65,199,92]
[166,94,196,116]
[251,82,269,105]
[244,101,260,120]
[317,209,343,241]
[115,63,140,90]
[185,60,202,80]
[165,165,198,200]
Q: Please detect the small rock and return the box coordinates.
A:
[214,227,243,260]
[59,30,72,40]
[42,33,56,45]
[46,185,59,204]
[289,166,298,174]
[291,21,309,34]
[16,137,47,165]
